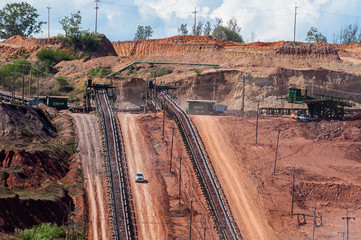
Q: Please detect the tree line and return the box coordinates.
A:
[1,2,361,45]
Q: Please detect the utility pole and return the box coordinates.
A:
[95,0,100,33]
[342,208,355,240]
[273,129,281,175]
[37,62,39,102]
[169,127,174,173]
[22,66,25,104]
[192,6,198,35]
[29,64,32,98]
[291,166,296,217]
[189,200,194,240]
[47,6,51,38]
[179,157,182,205]
[203,227,210,240]
[10,72,16,101]
[293,2,297,45]
[312,203,317,240]
[241,74,246,116]
[255,100,260,144]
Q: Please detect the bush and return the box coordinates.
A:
[59,32,102,52]
[37,47,75,73]
[192,68,203,75]
[88,66,112,77]
[151,67,174,77]
[56,76,73,92]
[0,60,31,88]
[20,222,65,240]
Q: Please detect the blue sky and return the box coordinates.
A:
[1,0,361,43]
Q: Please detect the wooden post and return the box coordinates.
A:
[273,129,281,175]
[342,208,355,240]
[162,109,165,140]
[179,157,182,205]
[169,127,174,173]
[256,100,259,144]
[37,62,39,102]
[241,74,246,116]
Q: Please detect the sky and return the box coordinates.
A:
[1,0,361,43]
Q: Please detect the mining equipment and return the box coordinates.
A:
[186,99,227,115]
[83,79,116,112]
[277,88,354,120]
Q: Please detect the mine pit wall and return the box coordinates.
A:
[0,192,72,233]
[112,41,223,57]
[113,68,361,112]
[164,69,361,111]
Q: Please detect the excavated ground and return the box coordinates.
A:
[0,103,84,234]
[118,113,218,240]
[192,115,361,239]
[73,113,110,240]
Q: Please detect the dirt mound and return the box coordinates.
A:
[0,186,72,233]
[2,35,61,46]
[0,35,61,57]
[112,35,230,56]
[0,35,117,59]
[296,182,361,207]
[0,103,56,140]
[274,43,340,60]
[0,149,69,189]
[89,34,118,59]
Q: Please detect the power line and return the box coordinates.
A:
[298,7,361,18]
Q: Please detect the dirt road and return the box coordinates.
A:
[118,113,217,239]
[73,114,110,240]
[192,115,278,240]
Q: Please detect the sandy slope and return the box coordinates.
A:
[192,115,278,240]
[73,114,110,240]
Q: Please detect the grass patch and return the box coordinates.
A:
[13,182,64,200]
[19,222,65,240]
[88,66,112,77]
[192,68,203,76]
[150,67,174,77]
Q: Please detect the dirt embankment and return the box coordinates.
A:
[191,116,361,239]
[0,34,117,59]
[112,35,226,57]
[274,43,340,60]
[0,35,61,57]
[0,103,84,234]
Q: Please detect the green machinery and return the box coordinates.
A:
[277,88,354,120]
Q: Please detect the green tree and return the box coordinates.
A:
[0,2,45,39]
[306,27,327,43]
[194,21,203,35]
[212,17,243,43]
[203,21,212,35]
[134,25,153,40]
[178,24,188,35]
[332,23,361,44]
[59,10,82,37]
[59,11,101,52]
